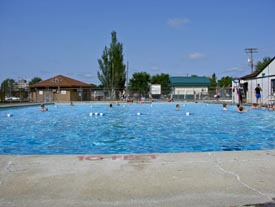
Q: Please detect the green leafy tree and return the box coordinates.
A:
[150,73,170,95]
[1,79,15,89]
[29,77,42,85]
[209,73,217,90]
[129,72,150,96]
[255,57,272,72]
[218,76,232,88]
[97,31,126,98]
[1,79,16,98]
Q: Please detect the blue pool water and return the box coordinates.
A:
[0,103,275,154]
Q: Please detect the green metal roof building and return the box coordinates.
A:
[169,76,211,99]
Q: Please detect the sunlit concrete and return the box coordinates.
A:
[1,150,275,207]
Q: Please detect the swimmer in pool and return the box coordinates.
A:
[40,103,48,112]
[237,106,248,113]
[222,103,227,110]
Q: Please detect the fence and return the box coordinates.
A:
[91,87,234,102]
[0,88,29,103]
[0,87,234,103]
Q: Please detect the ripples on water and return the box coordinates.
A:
[0,102,275,154]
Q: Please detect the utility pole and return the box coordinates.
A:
[112,62,114,100]
[245,48,258,73]
[245,48,258,104]
[126,61,129,92]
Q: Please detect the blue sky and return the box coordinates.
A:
[0,0,274,85]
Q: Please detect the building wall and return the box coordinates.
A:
[55,90,71,102]
[31,90,54,103]
[244,59,275,104]
[174,86,209,95]
[31,88,91,102]
[172,86,209,100]
[32,89,71,102]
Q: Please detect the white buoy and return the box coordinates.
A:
[99,113,104,116]
[7,113,13,117]
[186,112,190,116]
[94,112,98,116]
[89,112,93,116]
[137,112,141,116]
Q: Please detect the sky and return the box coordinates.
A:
[0,0,275,85]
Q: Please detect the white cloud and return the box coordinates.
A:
[224,67,240,73]
[83,73,94,78]
[188,52,206,60]
[167,18,190,29]
[150,65,160,72]
[220,67,246,75]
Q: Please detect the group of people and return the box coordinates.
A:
[251,84,275,110]
[39,83,274,112]
[231,102,274,112]
[175,102,273,113]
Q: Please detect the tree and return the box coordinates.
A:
[218,76,232,88]
[1,79,15,89]
[1,79,16,98]
[97,31,126,99]
[209,73,217,90]
[128,72,150,96]
[255,57,272,72]
[150,73,170,95]
[29,77,42,85]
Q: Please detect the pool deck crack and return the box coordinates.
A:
[0,156,19,186]
[208,152,273,202]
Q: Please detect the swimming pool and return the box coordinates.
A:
[0,102,275,154]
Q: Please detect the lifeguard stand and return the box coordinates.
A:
[232,79,246,104]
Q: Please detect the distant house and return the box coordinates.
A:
[170,76,211,99]
[240,56,275,104]
[30,75,94,102]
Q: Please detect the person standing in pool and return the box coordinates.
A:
[255,84,262,104]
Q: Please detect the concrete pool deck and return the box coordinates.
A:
[1,150,275,207]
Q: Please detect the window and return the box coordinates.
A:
[271,79,275,95]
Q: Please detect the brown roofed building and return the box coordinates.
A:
[30,75,93,102]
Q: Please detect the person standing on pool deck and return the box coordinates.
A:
[255,84,262,104]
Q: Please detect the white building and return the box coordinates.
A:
[240,57,275,104]
[169,76,211,100]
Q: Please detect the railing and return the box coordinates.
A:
[0,87,234,103]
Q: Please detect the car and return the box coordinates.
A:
[5,96,20,101]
